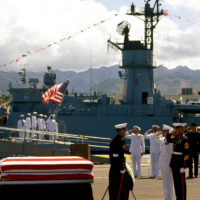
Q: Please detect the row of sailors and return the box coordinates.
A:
[17,112,58,142]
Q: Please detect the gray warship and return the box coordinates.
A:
[6,0,200,140]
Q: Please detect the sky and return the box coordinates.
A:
[0,0,200,72]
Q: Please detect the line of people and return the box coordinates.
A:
[109,122,200,200]
[17,112,58,143]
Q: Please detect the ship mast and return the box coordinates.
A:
[108,0,164,105]
[127,0,163,50]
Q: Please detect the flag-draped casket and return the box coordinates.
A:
[0,156,94,199]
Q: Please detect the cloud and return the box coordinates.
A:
[154,1,200,69]
[0,0,200,72]
[0,0,124,72]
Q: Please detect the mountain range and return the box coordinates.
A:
[1,65,200,95]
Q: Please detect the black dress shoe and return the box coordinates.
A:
[187,176,193,179]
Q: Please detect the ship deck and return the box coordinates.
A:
[92,155,200,200]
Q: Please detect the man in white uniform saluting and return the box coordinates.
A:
[125,125,145,178]
[145,125,161,178]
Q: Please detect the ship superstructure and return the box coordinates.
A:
[6,1,200,142]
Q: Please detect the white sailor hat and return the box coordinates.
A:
[33,112,37,115]
[27,113,31,116]
[162,124,173,131]
[152,125,160,129]
[20,114,24,117]
[114,123,127,129]
[43,115,47,118]
[173,123,187,128]
[197,126,200,130]
[39,114,43,117]
[133,125,141,131]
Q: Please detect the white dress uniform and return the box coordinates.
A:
[31,114,37,138]
[47,119,58,141]
[125,133,145,177]
[25,116,31,139]
[17,118,26,143]
[37,116,44,140]
[157,136,174,200]
[145,132,161,177]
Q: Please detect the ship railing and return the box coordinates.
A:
[0,126,112,150]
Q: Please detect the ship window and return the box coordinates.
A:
[142,92,148,104]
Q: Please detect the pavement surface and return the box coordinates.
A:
[92,155,200,200]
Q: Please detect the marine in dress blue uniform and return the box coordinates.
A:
[185,123,200,178]
[109,123,131,200]
[167,123,190,200]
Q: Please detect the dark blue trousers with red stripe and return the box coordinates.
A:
[172,168,186,200]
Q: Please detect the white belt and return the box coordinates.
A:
[172,151,183,155]
[113,154,119,157]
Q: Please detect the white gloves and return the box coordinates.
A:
[180,168,185,173]
[120,170,125,174]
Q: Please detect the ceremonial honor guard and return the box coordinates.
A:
[25,113,31,139]
[17,114,26,143]
[125,125,145,178]
[37,114,44,140]
[144,125,161,178]
[47,115,58,141]
[109,123,131,200]
[31,112,37,138]
[185,123,200,178]
[156,124,174,200]
[168,123,190,200]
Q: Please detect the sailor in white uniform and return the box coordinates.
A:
[31,112,37,138]
[17,114,26,143]
[37,114,44,140]
[144,125,161,178]
[125,125,145,178]
[156,124,174,200]
[47,115,58,141]
[25,113,31,139]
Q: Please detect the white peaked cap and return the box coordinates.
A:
[152,125,160,129]
[39,114,43,117]
[114,123,127,129]
[33,112,37,115]
[27,113,31,116]
[133,125,141,131]
[20,114,24,117]
[173,123,187,128]
[162,124,173,131]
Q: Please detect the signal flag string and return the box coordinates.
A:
[0,14,119,68]
[163,11,200,26]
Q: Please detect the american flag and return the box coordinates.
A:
[42,81,69,104]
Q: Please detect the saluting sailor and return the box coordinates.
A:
[156,124,174,200]
[144,125,161,178]
[125,125,145,178]
[25,113,31,139]
[109,123,130,200]
[17,114,26,143]
[31,112,37,138]
[167,123,190,200]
